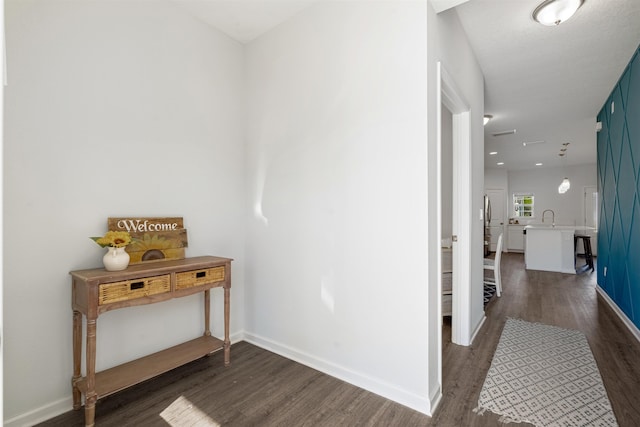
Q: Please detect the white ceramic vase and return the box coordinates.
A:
[103,246,130,271]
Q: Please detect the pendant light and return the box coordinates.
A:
[533,0,584,26]
[558,143,570,194]
[558,177,571,194]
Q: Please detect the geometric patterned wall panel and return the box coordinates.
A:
[597,45,640,329]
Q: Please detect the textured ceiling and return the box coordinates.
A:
[455,0,640,170]
[172,0,316,44]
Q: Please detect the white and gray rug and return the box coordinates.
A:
[475,318,618,426]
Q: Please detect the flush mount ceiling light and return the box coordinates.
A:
[533,0,584,26]
[483,115,493,126]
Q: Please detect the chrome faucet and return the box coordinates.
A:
[542,209,555,226]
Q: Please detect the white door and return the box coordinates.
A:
[583,186,598,256]
[486,189,506,252]
[584,186,598,228]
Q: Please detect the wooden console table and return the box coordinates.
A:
[70,255,232,427]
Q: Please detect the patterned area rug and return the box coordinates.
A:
[475,318,618,426]
[484,282,497,305]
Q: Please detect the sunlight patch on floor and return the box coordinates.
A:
[160,395,220,426]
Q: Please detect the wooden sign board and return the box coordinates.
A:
[108,217,188,264]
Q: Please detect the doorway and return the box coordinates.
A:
[438,62,472,347]
[441,103,454,321]
[437,62,473,401]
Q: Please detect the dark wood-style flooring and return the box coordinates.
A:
[39,253,640,426]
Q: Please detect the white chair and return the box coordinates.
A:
[484,233,503,297]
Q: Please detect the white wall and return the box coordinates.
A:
[244,1,432,414]
[485,168,508,190]
[508,164,597,226]
[4,0,245,422]
[1,1,5,423]
[5,0,487,422]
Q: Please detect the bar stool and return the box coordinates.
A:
[574,234,594,272]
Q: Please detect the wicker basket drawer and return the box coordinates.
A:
[99,275,171,305]
[442,294,452,316]
[176,266,225,290]
[442,272,452,293]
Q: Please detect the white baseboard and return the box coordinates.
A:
[5,331,246,427]
[243,332,432,416]
[427,314,484,417]
[4,396,73,427]
[470,315,487,345]
[596,286,640,343]
[429,385,443,415]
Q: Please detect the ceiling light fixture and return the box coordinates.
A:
[489,151,498,155]
[533,0,584,26]
[497,162,505,166]
[483,115,493,126]
[558,177,571,193]
[536,163,543,166]
[558,143,571,193]
[492,129,517,137]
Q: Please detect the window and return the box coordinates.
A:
[513,193,534,218]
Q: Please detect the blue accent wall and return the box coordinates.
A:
[597,45,640,329]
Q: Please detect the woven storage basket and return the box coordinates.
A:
[99,274,171,305]
[176,266,225,290]
[442,272,452,293]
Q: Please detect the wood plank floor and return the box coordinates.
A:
[434,253,640,427]
[39,253,640,427]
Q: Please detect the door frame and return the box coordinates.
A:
[437,62,472,352]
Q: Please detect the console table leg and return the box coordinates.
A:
[224,285,231,366]
[204,289,211,337]
[84,394,97,427]
[85,319,97,427]
[72,310,82,410]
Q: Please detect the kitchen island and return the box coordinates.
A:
[524,225,595,274]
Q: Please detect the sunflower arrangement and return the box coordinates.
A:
[90,231,132,248]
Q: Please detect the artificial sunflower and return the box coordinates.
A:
[91,231,132,248]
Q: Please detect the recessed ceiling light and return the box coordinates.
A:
[483,115,493,126]
[497,162,505,166]
[489,151,498,155]
[536,163,543,166]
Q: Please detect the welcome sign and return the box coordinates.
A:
[108,217,188,264]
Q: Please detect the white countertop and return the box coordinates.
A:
[524,225,596,231]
